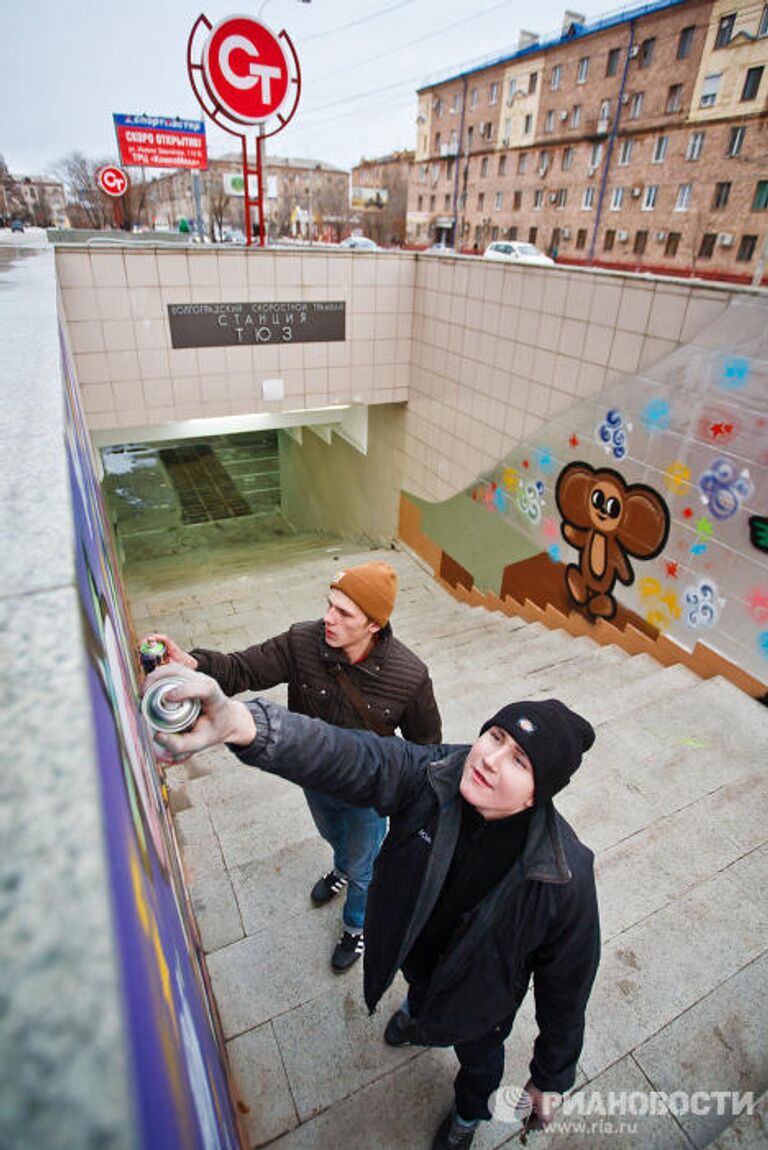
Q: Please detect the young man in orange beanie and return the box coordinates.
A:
[142,560,442,970]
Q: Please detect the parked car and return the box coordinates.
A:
[339,235,379,250]
[483,240,554,266]
[423,242,454,255]
[10,219,25,233]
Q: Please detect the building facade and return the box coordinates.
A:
[406,0,767,282]
[145,155,350,241]
[350,150,414,245]
[2,174,68,227]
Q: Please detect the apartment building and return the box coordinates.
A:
[350,150,413,245]
[406,0,767,282]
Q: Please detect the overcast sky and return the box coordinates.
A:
[4,0,608,180]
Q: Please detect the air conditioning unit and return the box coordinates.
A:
[655,231,667,242]
[587,164,598,175]
[538,164,549,175]
[620,94,629,105]
[718,232,735,247]
[617,230,629,241]
[631,186,643,197]
[561,228,571,239]
[597,120,609,134]
[560,110,569,121]
[502,136,510,146]
[549,192,558,203]
[629,45,639,57]
[440,144,449,156]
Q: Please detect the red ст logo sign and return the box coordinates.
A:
[203,17,289,123]
[96,166,129,196]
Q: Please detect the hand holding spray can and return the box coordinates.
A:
[141,673,201,752]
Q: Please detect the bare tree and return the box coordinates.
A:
[55,152,110,228]
[0,155,26,221]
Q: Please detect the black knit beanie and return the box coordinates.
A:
[480,699,595,805]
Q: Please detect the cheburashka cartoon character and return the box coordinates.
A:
[555,462,670,621]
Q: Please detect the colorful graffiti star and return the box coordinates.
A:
[664,560,680,579]
[720,356,750,390]
[640,398,671,433]
[746,586,768,624]
[664,462,691,495]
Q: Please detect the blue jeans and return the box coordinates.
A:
[304,788,386,930]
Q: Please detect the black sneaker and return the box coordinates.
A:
[310,870,348,905]
[432,1110,479,1150]
[331,929,364,972]
[383,1007,416,1047]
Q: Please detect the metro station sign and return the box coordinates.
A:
[201,16,291,123]
[113,114,208,170]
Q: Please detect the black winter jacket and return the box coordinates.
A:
[192,619,441,744]
[234,698,600,1094]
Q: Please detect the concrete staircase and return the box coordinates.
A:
[126,537,768,1150]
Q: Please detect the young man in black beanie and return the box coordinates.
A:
[146,668,601,1149]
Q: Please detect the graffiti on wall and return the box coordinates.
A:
[458,300,767,682]
[62,332,241,1150]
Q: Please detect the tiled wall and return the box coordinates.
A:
[403,259,748,503]
[55,246,414,430]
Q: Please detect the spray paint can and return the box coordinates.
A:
[139,639,168,674]
[141,675,201,745]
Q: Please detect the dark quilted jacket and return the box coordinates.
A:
[191,619,442,744]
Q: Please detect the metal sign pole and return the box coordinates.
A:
[241,135,252,247]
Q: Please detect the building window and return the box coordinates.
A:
[524,114,533,134]
[417,195,423,211]
[582,186,595,209]
[604,229,616,251]
[491,225,499,240]
[639,38,655,68]
[508,226,518,240]
[753,181,768,210]
[653,135,668,163]
[538,150,550,174]
[451,92,460,112]
[576,228,588,249]
[737,235,757,261]
[551,65,562,90]
[495,191,504,210]
[713,181,731,208]
[435,97,443,116]
[760,4,768,36]
[503,117,512,141]
[678,25,695,58]
[480,156,489,177]
[577,56,590,83]
[555,188,568,207]
[562,147,574,171]
[666,85,683,113]
[675,184,692,211]
[598,99,611,127]
[518,153,528,174]
[610,186,625,210]
[629,92,644,119]
[507,78,516,105]
[618,139,633,166]
[715,13,735,48]
[429,195,436,210]
[572,104,582,128]
[458,192,466,209]
[499,154,507,176]
[545,110,555,133]
[434,132,441,152]
[478,192,485,209]
[665,232,680,256]
[529,226,538,244]
[686,131,704,161]
[467,126,474,147]
[470,88,478,109]
[489,82,499,105]
[513,190,522,209]
[534,189,544,209]
[700,73,721,107]
[634,230,648,255]
[642,185,658,210]
[727,126,745,156]
[698,233,717,259]
[606,47,621,76]
[444,194,451,210]
[742,67,764,101]
[589,141,603,168]
[529,71,538,94]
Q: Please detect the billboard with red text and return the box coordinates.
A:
[114,114,207,170]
